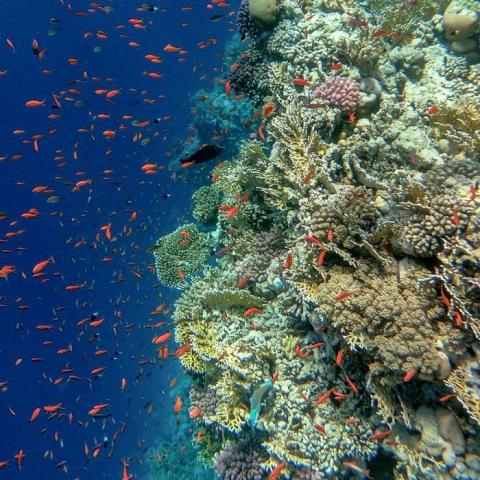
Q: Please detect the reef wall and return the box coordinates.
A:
[153,0,480,478]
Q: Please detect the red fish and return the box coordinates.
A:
[174,396,182,413]
[269,462,286,480]
[292,78,309,86]
[164,44,181,53]
[32,257,54,274]
[25,100,46,107]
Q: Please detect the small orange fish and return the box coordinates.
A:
[263,103,274,118]
[30,408,41,423]
[189,407,202,419]
[244,307,262,317]
[371,430,391,441]
[152,332,171,344]
[237,277,249,289]
[314,423,328,435]
[451,209,460,226]
[269,462,286,480]
[335,348,344,366]
[257,125,265,141]
[403,370,415,382]
[32,257,54,274]
[25,100,46,107]
[174,396,182,413]
[164,44,181,53]
[438,393,456,402]
[282,253,293,270]
[292,78,309,86]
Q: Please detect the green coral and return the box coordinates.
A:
[153,223,210,288]
[192,185,222,224]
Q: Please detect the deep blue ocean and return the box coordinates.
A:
[0,1,235,478]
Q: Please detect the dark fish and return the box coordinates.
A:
[211,14,224,21]
[147,244,161,253]
[180,144,223,166]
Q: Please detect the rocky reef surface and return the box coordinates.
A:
[153,0,480,478]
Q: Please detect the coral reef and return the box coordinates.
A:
[310,77,360,112]
[153,0,480,478]
[192,185,222,224]
[152,224,210,288]
[214,441,267,480]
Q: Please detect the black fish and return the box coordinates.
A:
[180,144,223,166]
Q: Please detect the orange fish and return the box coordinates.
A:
[0,265,16,280]
[44,403,63,414]
[30,408,41,422]
[6,38,15,53]
[14,449,24,470]
[335,292,351,301]
[174,396,182,413]
[225,80,231,97]
[164,44,181,53]
[32,257,54,274]
[152,332,171,344]
[244,307,262,317]
[25,100,46,107]
[269,462,286,480]
[263,103,274,118]
[292,78,309,86]
[189,407,202,419]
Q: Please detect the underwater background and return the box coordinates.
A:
[1,0,480,480]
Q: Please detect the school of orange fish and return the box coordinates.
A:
[0,1,237,478]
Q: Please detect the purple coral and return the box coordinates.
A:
[236,0,259,40]
[310,77,360,112]
[214,442,266,480]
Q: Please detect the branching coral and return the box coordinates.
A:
[446,343,480,426]
[367,0,450,37]
[429,98,480,156]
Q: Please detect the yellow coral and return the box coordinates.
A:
[213,403,248,433]
[446,358,480,426]
[430,98,480,155]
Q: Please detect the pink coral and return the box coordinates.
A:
[310,77,360,112]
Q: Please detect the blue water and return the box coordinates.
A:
[0,1,235,478]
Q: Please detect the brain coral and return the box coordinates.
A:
[152,223,210,288]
